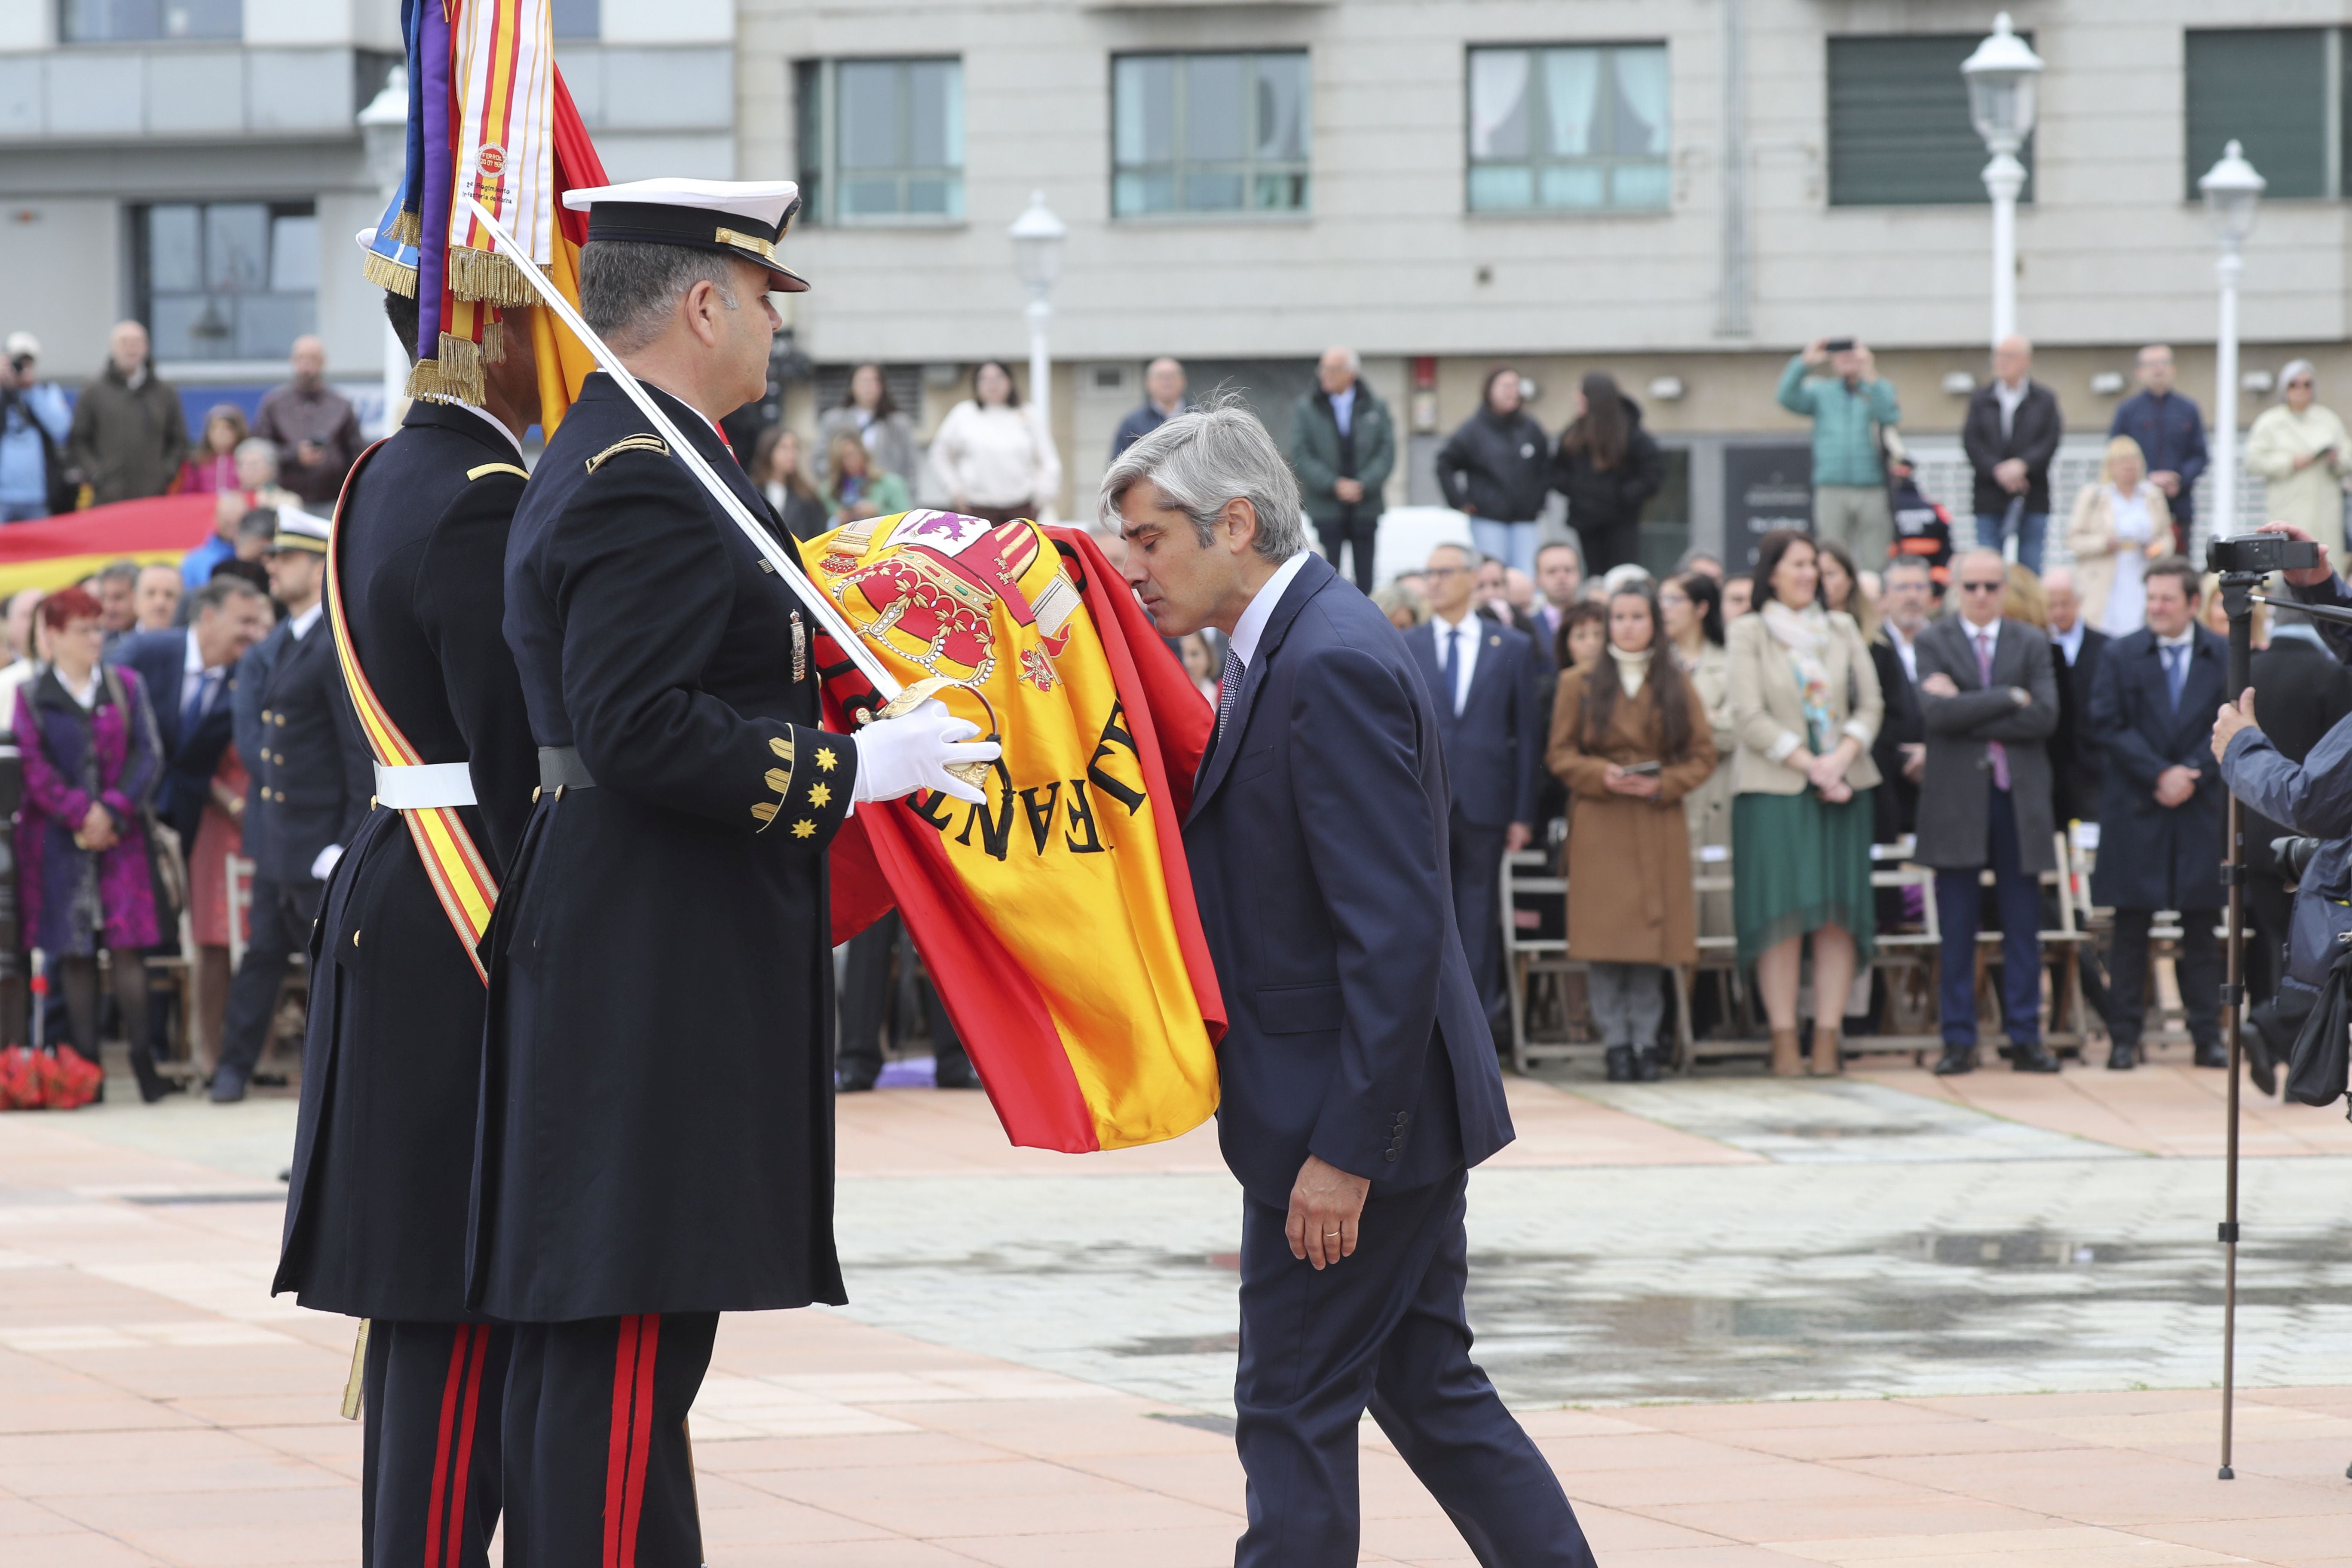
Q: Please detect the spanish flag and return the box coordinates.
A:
[0,495,215,599]
[811,515,1225,1153]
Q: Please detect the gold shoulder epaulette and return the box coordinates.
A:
[585,434,669,473]
[467,462,530,481]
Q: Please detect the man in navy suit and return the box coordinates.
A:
[1106,407,1593,1568]
[2088,557,2229,1069]
[1404,542,1541,1038]
[107,575,273,845]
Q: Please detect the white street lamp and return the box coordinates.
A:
[2201,140,2266,539]
[1961,13,2043,346]
[358,67,410,435]
[1007,190,1067,444]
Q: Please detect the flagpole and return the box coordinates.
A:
[462,197,902,701]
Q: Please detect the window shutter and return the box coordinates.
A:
[2185,30,2327,200]
[1828,34,2034,208]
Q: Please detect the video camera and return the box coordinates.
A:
[2207,535,2321,576]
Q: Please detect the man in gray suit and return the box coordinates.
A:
[1914,549,2061,1075]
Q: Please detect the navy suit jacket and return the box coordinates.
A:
[2088,625,2228,911]
[1403,614,1543,829]
[108,626,236,845]
[1183,552,1515,1209]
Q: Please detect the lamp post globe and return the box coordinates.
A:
[358,66,410,436]
[1007,190,1067,451]
[2200,141,2266,539]
[1962,13,2043,346]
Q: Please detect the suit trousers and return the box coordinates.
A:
[2107,906,2222,1052]
[502,1312,717,1568]
[1319,510,1379,594]
[361,1320,509,1568]
[215,875,322,1081]
[836,911,968,1084]
[1234,1169,1595,1568]
[1933,790,2044,1047]
[1447,814,1508,1033]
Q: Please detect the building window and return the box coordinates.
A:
[134,201,318,364]
[2185,29,2343,200]
[794,58,965,225]
[551,0,599,40]
[1466,43,1669,213]
[1112,52,1310,217]
[1827,33,2034,207]
[61,0,241,42]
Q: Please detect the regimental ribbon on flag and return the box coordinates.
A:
[445,0,555,309]
[322,444,502,983]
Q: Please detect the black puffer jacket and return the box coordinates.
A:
[1436,406,1552,522]
[1550,395,1666,545]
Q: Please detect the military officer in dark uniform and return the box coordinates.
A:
[475,178,995,1567]
[209,507,372,1102]
[271,262,545,1567]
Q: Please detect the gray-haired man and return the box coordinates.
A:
[1109,404,1592,1568]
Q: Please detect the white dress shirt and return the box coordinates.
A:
[1229,550,1314,671]
[1329,383,1357,438]
[1886,621,1922,686]
[448,401,525,456]
[2050,618,2085,668]
[1995,377,2028,438]
[288,602,325,642]
[1429,609,1482,715]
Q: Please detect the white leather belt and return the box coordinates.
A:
[373,761,478,810]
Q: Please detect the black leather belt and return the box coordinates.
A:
[537,746,597,792]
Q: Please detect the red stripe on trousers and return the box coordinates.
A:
[601,1316,642,1568]
[421,1325,474,1568]
[442,1324,492,1568]
[618,1314,661,1563]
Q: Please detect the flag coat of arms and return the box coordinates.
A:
[809,513,1226,1152]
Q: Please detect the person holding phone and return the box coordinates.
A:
[1547,582,1716,1081]
[2246,360,2352,557]
[1778,335,1900,567]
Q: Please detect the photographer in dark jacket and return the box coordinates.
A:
[1436,366,1550,576]
[1549,372,1664,577]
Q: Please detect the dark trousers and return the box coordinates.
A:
[2107,906,2222,1050]
[502,1312,717,1568]
[836,911,968,1083]
[216,874,322,1080]
[361,1320,510,1568]
[1447,815,1508,1032]
[1932,789,2043,1046]
[1320,509,1378,594]
[1234,1170,1595,1568]
[1576,520,1642,578]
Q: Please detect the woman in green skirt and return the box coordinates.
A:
[1726,529,1883,1075]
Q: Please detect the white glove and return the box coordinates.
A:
[310,843,344,882]
[851,698,1000,806]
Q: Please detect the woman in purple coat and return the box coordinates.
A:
[15,586,173,1102]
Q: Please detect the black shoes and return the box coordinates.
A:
[2107,1042,2137,1071]
[2194,1041,2229,1070]
[1932,1045,1976,1076]
[1637,1045,1667,1082]
[934,1056,978,1090]
[208,1063,248,1103]
[1604,1045,1635,1082]
[836,1070,877,1093]
[2011,1042,2062,1073]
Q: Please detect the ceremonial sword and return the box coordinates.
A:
[462,196,905,705]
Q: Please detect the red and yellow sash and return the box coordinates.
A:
[325,442,502,983]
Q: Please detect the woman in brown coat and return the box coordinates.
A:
[1548,583,1717,1081]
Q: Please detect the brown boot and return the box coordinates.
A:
[1769,1026,1802,1077]
[1810,1024,1843,1076]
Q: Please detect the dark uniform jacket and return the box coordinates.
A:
[273,401,537,1321]
[471,374,857,1322]
[239,608,372,885]
[1183,552,1513,1208]
[2089,625,2228,911]
[107,628,238,846]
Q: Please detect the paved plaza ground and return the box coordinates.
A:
[3,1050,2350,1565]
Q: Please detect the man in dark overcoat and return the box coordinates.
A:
[2089,557,2229,1069]
[474,178,992,1567]
[210,508,373,1102]
[107,576,273,846]
[1912,549,2061,1076]
[271,281,543,1568]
